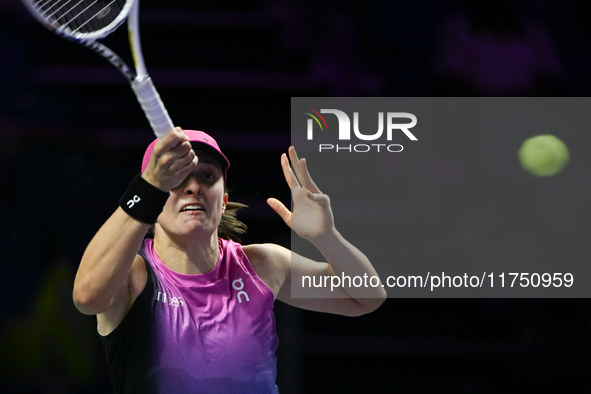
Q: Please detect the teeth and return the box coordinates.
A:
[181,205,203,212]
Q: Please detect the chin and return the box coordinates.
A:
[182,224,218,238]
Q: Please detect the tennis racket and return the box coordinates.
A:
[21,0,173,139]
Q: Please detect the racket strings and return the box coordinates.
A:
[38,0,63,17]
[67,1,108,33]
[29,0,127,34]
[46,0,75,19]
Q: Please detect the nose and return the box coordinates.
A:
[182,174,202,196]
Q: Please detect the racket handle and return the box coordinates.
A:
[132,77,174,139]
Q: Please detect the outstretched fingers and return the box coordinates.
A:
[288,146,321,194]
[281,152,300,190]
[267,198,292,228]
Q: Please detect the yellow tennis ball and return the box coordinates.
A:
[518,135,569,177]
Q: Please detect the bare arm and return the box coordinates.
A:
[247,241,383,317]
[73,129,197,316]
[266,147,386,315]
[73,209,150,315]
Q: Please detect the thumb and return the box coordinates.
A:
[267,198,292,228]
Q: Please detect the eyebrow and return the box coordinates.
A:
[196,157,222,171]
[194,150,222,169]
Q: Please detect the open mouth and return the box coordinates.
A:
[180,204,204,213]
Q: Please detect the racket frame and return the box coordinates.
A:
[21,0,174,139]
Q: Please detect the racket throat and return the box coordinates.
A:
[85,40,136,82]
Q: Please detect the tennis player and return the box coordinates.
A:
[73,128,386,393]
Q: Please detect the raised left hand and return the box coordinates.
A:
[267,146,335,242]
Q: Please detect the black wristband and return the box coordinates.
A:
[119,174,170,224]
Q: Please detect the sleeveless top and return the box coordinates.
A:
[100,238,279,394]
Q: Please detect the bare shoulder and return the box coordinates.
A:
[242,243,289,265]
[242,243,290,299]
[97,254,147,336]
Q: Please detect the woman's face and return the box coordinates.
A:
[155,150,228,241]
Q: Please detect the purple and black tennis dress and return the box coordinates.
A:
[100,238,279,393]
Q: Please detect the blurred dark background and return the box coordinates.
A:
[2,0,591,392]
